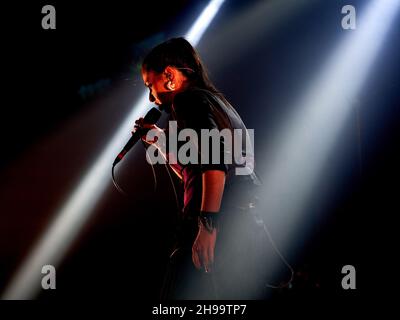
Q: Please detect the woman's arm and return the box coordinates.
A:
[201,170,225,212]
[192,170,226,273]
[134,119,183,180]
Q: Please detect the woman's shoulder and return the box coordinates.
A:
[173,87,211,115]
[174,87,210,104]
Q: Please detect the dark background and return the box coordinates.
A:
[0,0,398,306]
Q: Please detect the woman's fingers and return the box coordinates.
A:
[202,248,210,273]
[135,118,155,128]
[193,245,211,273]
[192,247,202,270]
[132,118,155,134]
[207,245,214,271]
[192,226,217,273]
[142,123,155,129]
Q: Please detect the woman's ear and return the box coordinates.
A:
[163,66,175,81]
[163,66,177,91]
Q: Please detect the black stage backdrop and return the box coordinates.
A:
[0,0,398,311]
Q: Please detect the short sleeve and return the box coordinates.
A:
[172,89,228,173]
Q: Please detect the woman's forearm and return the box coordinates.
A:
[201,170,226,212]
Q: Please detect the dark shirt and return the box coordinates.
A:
[165,87,260,217]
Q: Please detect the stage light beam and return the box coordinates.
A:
[2,0,225,300]
[257,0,399,281]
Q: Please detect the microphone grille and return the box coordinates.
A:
[144,107,162,124]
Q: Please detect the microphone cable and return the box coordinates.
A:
[111,164,128,196]
[111,140,159,197]
[163,163,181,214]
[258,215,295,289]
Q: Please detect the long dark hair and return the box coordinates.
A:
[142,37,228,104]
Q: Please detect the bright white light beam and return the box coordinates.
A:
[2,0,225,300]
[258,0,399,275]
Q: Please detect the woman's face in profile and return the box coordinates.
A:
[141,69,173,106]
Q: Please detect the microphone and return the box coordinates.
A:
[113,107,161,166]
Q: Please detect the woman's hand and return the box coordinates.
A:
[192,222,217,273]
[132,117,164,145]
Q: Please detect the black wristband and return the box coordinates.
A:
[198,211,220,232]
